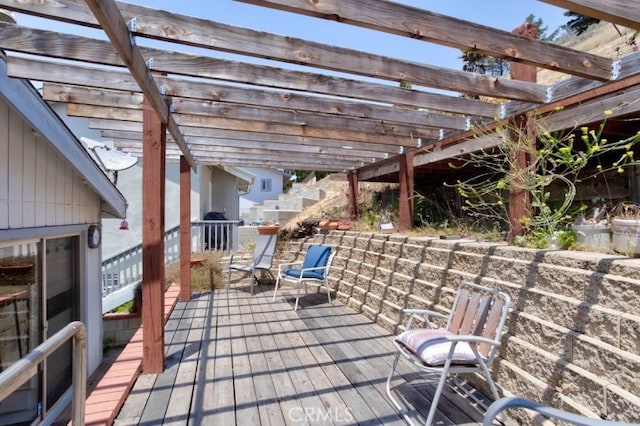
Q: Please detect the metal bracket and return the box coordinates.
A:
[160,85,166,95]
[545,86,554,103]
[499,104,507,120]
[465,118,471,131]
[611,59,621,80]
[146,57,154,68]
[127,17,137,45]
[416,137,422,148]
[439,129,444,140]
[399,146,404,154]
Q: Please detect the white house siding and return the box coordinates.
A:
[0,100,101,229]
[0,96,104,375]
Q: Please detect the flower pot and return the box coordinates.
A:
[572,223,610,250]
[611,218,640,255]
[257,225,280,235]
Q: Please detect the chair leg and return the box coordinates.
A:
[272,274,281,302]
[324,280,332,304]
[294,278,303,311]
[386,351,403,412]
[425,360,452,426]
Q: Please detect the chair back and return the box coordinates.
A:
[301,245,332,276]
[253,234,277,269]
[446,282,510,360]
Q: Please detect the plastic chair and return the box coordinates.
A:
[227,233,277,294]
[272,245,335,311]
[483,396,635,426]
[386,281,511,426]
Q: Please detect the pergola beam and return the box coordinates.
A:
[539,0,640,31]
[83,0,195,169]
[236,0,612,80]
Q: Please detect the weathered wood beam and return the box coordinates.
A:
[236,0,612,80]
[120,146,360,171]
[0,23,499,116]
[67,103,426,147]
[104,130,390,160]
[83,0,195,169]
[538,0,640,31]
[26,60,468,131]
[42,83,443,139]
[113,139,379,164]
[0,2,548,101]
[98,128,404,155]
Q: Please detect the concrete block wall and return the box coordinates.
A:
[282,231,640,423]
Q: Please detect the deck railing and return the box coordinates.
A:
[0,321,86,425]
[101,221,239,312]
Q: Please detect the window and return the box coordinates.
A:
[261,178,272,192]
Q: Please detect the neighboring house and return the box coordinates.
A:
[0,57,126,423]
[239,167,289,219]
[49,104,253,259]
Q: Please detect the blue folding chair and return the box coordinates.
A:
[272,245,335,311]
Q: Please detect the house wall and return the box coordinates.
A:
[100,161,201,259]
[283,232,640,424]
[0,97,104,375]
[239,167,285,215]
[203,166,240,220]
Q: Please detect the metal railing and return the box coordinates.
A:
[0,321,86,425]
[101,221,239,312]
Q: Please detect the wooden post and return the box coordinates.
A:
[179,155,191,302]
[347,170,359,220]
[141,96,166,373]
[508,23,538,240]
[398,152,414,232]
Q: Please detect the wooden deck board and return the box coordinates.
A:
[113,282,492,425]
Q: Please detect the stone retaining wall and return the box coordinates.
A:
[282,231,640,423]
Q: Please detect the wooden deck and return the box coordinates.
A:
[113,281,494,425]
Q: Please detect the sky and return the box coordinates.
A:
[10,0,572,77]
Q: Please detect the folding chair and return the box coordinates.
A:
[386,281,511,426]
[483,396,634,426]
[272,245,335,311]
[227,233,277,294]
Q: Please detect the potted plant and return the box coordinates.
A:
[257,221,280,235]
[611,202,640,255]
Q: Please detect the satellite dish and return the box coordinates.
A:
[81,137,138,172]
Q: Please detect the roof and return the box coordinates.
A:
[223,166,255,194]
[0,55,127,218]
[0,0,638,179]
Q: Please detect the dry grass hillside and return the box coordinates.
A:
[281,175,398,232]
[538,21,637,85]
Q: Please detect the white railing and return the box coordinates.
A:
[0,321,86,425]
[101,221,239,312]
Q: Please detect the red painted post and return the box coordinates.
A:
[141,96,166,373]
[508,23,538,240]
[398,152,414,232]
[179,155,191,302]
[348,170,359,220]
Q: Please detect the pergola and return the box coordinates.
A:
[1,0,639,372]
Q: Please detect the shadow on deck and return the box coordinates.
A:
[111,282,498,425]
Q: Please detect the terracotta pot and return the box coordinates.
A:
[257,225,280,235]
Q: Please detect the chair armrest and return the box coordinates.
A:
[229,250,251,263]
[482,397,632,426]
[277,261,303,273]
[403,309,449,329]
